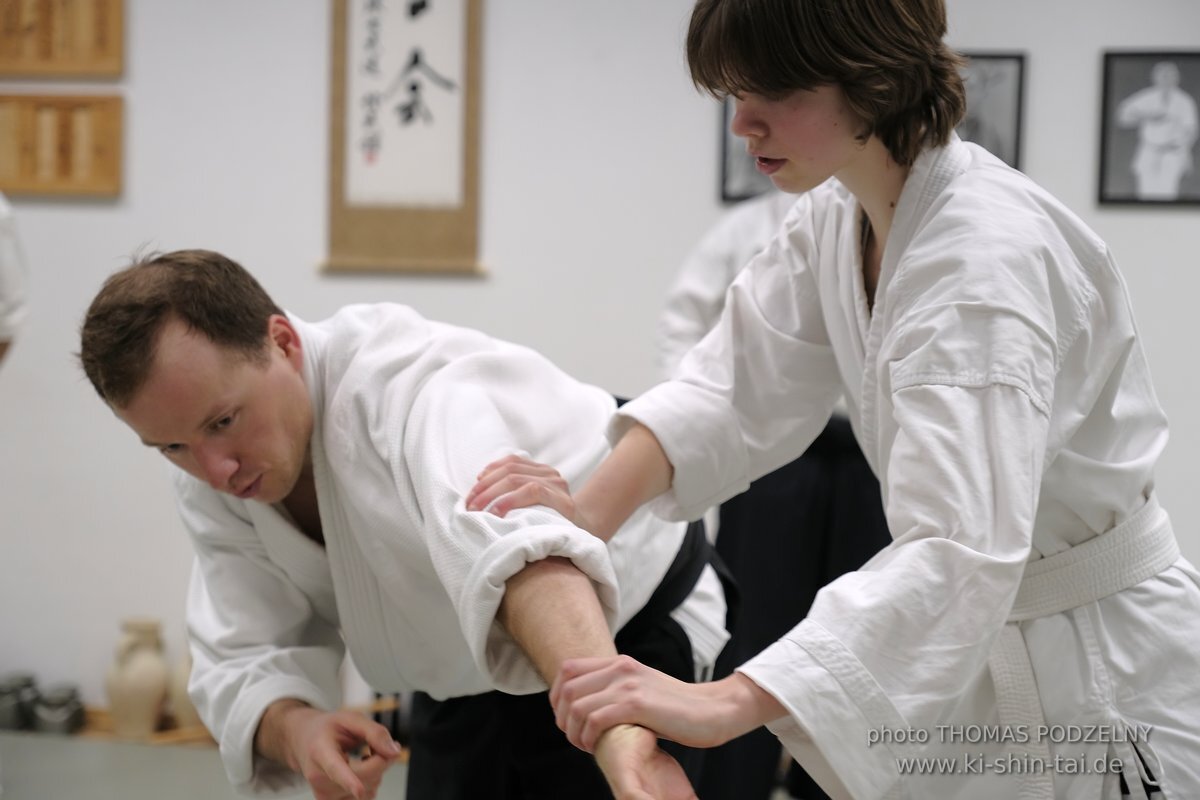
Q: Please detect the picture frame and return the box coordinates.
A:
[720,96,775,203]
[1099,51,1200,205]
[956,52,1025,170]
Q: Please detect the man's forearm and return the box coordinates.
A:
[498,556,616,684]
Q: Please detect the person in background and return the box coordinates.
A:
[0,190,28,798]
[0,192,28,367]
[1117,60,1199,200]
[79,250,730,800]
[468,0,1200,795]
[657,190,890,800]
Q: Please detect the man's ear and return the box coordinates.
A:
[266,314,303,368]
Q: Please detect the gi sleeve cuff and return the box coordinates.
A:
[736,619,915,799]
[608,382,749,522]
[460,517,620,695]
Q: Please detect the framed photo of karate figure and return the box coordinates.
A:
[720,96,775,203]
[956,52,1025,170]
[1099,51,1200,205]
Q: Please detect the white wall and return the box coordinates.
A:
[0,1,1197,705]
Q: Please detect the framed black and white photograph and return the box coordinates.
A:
[1099,51,1200,205]
[956,52,1025,170]
[720,96,775,203]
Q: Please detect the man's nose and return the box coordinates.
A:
[193,442,239,491]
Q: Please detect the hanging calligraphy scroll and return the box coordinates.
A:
[327,0,482,274]
[0,0,124,78]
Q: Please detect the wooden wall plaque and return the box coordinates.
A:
[0,93,121,195]
[0,0,123,78]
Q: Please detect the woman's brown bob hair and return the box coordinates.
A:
[687,0,966,166]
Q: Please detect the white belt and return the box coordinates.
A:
[988,494,1179,799]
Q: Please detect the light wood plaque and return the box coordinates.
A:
[0,0,124,78]
[0,93,121,195]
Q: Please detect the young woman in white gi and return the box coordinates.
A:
[0,192,27,367]
[468,0,1200,796]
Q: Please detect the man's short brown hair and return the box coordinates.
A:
[79,249,284,407]
[687,0,966,166]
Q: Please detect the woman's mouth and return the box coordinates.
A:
[236,475,263,499]
[755,156,786,175]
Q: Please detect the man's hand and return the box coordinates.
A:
[593,723,698,800]
[256,700,402,800]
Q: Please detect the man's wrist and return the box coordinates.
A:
[593,722,650,761]
[255,698,314,771]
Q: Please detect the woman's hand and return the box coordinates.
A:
[469,424,673,542]
[466,454,597,533]
[552,656,730,751]
[551,655,788,753]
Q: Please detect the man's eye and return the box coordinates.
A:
[213,415,234,431]
[160,444,181,455]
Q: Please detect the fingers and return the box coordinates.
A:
[308,741,365,800]
[578,696,641,752]
[467,456,569,513]
[327,712,402,761]
[550,656,624,706]
[350,754,394,800]
[358,721,403,761]
[467,469,569,514]
[554,656,646,750]
[474,453,540,481]
[471,478,575,521]
[299,713,400,800]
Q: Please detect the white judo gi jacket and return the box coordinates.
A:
[174,305,728,795]
[616,137,1200,798]
[0,193,27,342]
[657,190,798,377]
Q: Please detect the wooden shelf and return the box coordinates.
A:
[77,697,407,757]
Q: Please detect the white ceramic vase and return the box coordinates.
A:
[105,618,168,739]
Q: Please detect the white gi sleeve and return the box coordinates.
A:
[0,195,28,341]
[399,350,622,694]
[655,217,745,379]
[738,300,1057,797]
[616,208,844,521]
[175,474,344,796]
